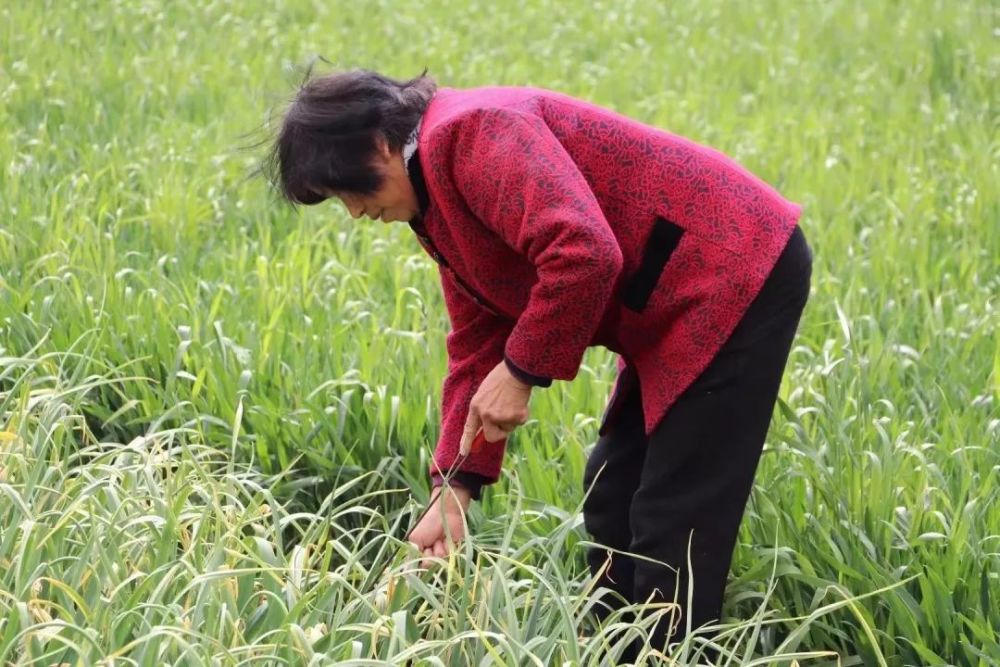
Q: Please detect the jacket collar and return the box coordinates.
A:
[402,117,421,174]
[403,118,431,231]
[406,148,430,233]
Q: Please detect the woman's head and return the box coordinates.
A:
[263,67,437,222]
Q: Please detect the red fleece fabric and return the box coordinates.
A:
[415,86,801,489]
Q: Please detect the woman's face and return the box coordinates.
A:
[321,137,420,224]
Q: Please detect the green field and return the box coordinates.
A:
[1,0,997,664]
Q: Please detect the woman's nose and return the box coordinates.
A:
[343,201,364,219]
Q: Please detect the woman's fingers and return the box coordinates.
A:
[459,408,483,456]
[432,539,447,558]
[421,546,443,569]
[417,540,455,570]
[480,418,514,442]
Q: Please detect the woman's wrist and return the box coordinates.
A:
[433,483,473,509]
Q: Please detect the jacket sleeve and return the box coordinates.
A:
[427,264,516,489]
[450,107,624,383]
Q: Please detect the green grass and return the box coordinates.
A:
[1,0,998,664]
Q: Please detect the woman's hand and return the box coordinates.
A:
[459,360,533,455]
[407,361,529,568]
[407,485,472,569]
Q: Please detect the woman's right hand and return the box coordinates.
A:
[407,485,472,569]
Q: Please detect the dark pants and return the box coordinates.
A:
[582,226,813,662]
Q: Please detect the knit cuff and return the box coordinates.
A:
[504,353,553,388]
[431,471,488,501]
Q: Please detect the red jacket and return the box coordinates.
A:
[410,86,802,488]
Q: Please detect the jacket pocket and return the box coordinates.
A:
[444,266,506,318]
[620,216,685,313]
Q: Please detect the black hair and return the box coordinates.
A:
[261,66,437,206]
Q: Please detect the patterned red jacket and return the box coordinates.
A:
[409,86,802,493]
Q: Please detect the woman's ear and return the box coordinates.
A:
[375,134,392,161]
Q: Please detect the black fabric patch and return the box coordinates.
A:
[597,363,637,436]
[620,217,684,313]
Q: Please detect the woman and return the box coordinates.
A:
[263,68,812,655]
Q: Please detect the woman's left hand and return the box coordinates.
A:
[460,360,533,455]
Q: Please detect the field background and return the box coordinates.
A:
[1,0,997,664]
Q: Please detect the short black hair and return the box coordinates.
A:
[262,67,437,206]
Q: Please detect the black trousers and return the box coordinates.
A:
[582,226,813,661]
